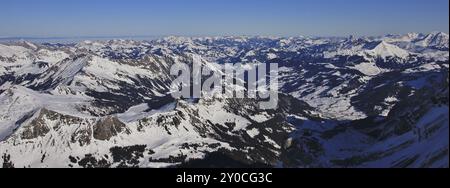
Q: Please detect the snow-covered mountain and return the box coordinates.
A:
[415,32,449,50]
[367,41,410,59]
[0,32,448,168]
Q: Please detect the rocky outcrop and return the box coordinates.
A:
[2,153,14,168]
[21,109,52,139]
[21,108,84,140]
[71,125,93,146]
[93,116,130,141]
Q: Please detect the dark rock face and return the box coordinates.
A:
[71,125,93,146]
[21,108,84,140]
[75,154,110,168]
[21,110,51,140]
[67,145,149,168]
[2,154,14,168]
[178,151,270,168]
[110,145,147,168]
[149,153,188,164]
[93,116,129,141]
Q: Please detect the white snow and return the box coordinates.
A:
[367,41,410,59]
[117,103,176,123]
[246,128,260,138]
[351,62,382,76]
[0,85,92,140]
[267,53,278,60]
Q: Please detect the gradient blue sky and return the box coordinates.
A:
[0,0,448,37]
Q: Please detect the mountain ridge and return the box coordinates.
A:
[0,32,448,168]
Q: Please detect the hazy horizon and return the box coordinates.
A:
[1,30,449,38]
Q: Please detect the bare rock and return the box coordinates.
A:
[93,116,129,141]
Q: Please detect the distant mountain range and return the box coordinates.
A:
[0,32,448,168]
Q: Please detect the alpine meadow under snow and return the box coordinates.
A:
[0,32,448,168]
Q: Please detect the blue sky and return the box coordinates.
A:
[0,0,448,37]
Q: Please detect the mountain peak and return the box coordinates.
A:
[416,31,449,49]
[367,41,409,58]
[428,31,449,36]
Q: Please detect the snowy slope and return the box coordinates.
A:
[366,41,410,59]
